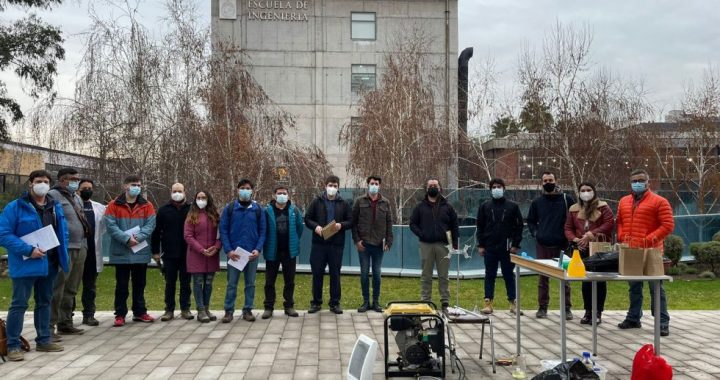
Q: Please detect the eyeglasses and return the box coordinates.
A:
[631,179,647,183]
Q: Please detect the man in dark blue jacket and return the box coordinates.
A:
[0,170,70,361]
[220,178,266,323]
[526,171,575,319]
[476,178,524,315]
[304,175,352,314]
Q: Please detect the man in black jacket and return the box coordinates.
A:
[304,175,353,314]
[476,178,524,315]
[526,171,575,320]
[409,178,459,314]
[151,183,193,321]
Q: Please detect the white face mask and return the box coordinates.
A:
[491,188,504,199]
[326,186,338,197]
[196,199,208,209]
[579,191,594,202]
[171,192,185,202]
[276,194,289,204]
[32,183,50,197]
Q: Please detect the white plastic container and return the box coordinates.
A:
[540,359,561,371]
[593,365,608,380]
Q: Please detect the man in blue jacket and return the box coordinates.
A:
[262,186,303,319]
[220,178,267,323]
[0,170,70,361]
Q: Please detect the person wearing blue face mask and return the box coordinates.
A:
[476,178,524,315]
[48,167,91,338]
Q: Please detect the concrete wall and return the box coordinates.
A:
[211,0,459,183]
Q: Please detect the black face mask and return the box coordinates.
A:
[80,189,93,201]
[542,183,556,193]
[427,187,440,197]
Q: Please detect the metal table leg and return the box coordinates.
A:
[592,280,597,356]
[490,318,497,374]
[560,279,567,362]
[654,280,661,355]
[515,264,521,357]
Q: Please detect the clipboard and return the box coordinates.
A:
[322,220,339,240]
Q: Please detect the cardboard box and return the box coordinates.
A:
[619,246,645,275]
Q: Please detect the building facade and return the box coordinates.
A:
[211,0,459,183]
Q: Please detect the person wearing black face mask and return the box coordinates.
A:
[76,179,106,326]
[527,171,575,320]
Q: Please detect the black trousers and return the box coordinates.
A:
[310,244,343,307]
[580,249,607,313]
[114,264,147,317]
[263,250,297,309]
[81,250,98,317]
[163,257,192,312]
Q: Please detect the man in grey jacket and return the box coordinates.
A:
[49,167,90,337]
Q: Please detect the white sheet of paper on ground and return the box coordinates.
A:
[227,247,251,271]
[124,226,148,253]
[20,225,60,260]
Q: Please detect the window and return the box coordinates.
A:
[351,65,376,99]
[351,12,376,40]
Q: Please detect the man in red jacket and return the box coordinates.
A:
[616,169,673,336]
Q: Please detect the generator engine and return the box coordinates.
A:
[389,315,444,370]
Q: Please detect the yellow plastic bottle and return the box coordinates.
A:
[567,248,587,277]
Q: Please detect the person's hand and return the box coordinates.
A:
[478,247,486,256]
[510,247,519,255]
[152,254,161,265]
[578,236,590,249]
[128,236,139,247]
[334,223,342,231]
[30,247,46,259]
[315,226,323,236]
[249,250,260,261]
[356,241,365,252]
[383,244,390,252]
[585,231,595,241]
[228,252,240,261]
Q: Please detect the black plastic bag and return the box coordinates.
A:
[532,360,600,380]
[582,251,619,272]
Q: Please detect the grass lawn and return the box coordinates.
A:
[1,267,719,312]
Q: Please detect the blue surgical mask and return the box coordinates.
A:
[128,185,141,197]
[631,182,646,193]
[491,188,504,199]
[238,188,252,200]
[276,194,288,204]
[368,184,380,195]
[68,181,80,192]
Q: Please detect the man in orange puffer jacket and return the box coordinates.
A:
[616,169,674,336]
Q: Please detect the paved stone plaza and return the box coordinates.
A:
[1,310,718,379]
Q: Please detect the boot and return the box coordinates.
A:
[509,300,524,316]
[180,309,194,320]
[481,298,493,315]
[262,309,273,319]
[284,307,299,317]
[160,311,174,322]
[205,307,217,322]
[197,309,210,323]
[221,311,234,323]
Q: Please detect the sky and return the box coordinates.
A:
[2,0,719,136]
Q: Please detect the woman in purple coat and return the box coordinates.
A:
[184,191,222,323]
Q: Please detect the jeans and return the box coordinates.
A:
[310,244,344,307]
[224,258,258,313]
[114,264,148,317]
[51,247,86,328]
[626,281,670,327]
[359,242,384,305]
[163,257,192,312]
[484,250,516,301]
[6,264,58,351]
[192,273,215,309]
[264,250,297,309]
[536,244,571,308]
[81,249,98,317]
[419,242,451,306]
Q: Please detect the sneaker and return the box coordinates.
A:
[221,311,234,323]
[132,314,155,323]
[308,304,321,314]
[329,305,343,315]
[36,342,64,352]
[57,325,85,335]
[565,308,574,321]
[52,332,63,342]
[7,349,24,361]
[160,311,174,322]
[242,310,256,322]
[481,298,494,315]
[509,300,524,316]
[206,310,217,321]
[618,320,642,329]
[370,304,383,313]
[661,326,670,337]
[180,310,194,320]
[82,316,100,326]
[197,309,210,323]
[357,303,369,313]
[536,306,548,319]
[284,308,299,317]
[113,316,125,327]
[261,309,273,319]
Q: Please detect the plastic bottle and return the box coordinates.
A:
[567,248,587,277]
[511,354,527,379]
[582,351,594,370]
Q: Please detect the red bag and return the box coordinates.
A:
[631,344,672,380]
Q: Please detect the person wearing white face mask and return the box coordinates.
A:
[476,178,524,315]
[564,181,614,325]
[0,170,70,361]
[152,183,193,321]
[304,175,353,314]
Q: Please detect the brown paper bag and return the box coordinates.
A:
[589,241,613,256]
[643,248,664,276]
[619,245,645,275]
